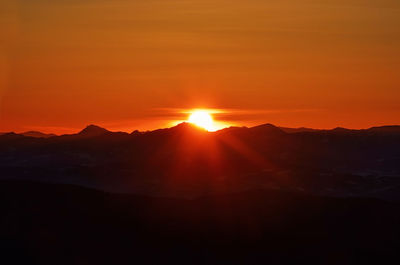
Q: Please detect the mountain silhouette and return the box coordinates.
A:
[78,124,110,136]
[279,126,320,133]
[248,123,285,134]
[21,131,57,138]
[131,130,143,136]
[367,125,400,134]
[168,122,208,134]
[0,132,25,140]
[1,122,399,200]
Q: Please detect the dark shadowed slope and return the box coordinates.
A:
[0,180,399,265]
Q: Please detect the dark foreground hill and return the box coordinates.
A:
[1,180,399,265]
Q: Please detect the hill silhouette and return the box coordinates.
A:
[1,122,400,199]
[279,126,319,133]
[21,131,57,138]
[78,124,111,136]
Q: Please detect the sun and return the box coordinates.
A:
[188,110,216,131]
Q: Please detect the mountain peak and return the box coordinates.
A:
[78,125,109,136]
[331,127,353,133]
[131,130,143,136]
[249,123,284,134]
[21,131,56,138]
[252,123,277,128]
[367,125,400,133]
[169,122,208,133]
[279,126,319,133]
[173,122,203,130]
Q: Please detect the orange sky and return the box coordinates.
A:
[1,0,400,134]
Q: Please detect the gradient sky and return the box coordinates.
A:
[1,0,400,133]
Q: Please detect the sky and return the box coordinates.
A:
[1,0,400,133]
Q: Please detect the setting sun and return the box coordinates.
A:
[188,111,215,131]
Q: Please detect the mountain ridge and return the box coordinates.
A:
[78,124,111,136]
[2,123,400,140]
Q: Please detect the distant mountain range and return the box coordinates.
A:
[0,130,57,138]
[2,123,400,137]
[1,122,400,200]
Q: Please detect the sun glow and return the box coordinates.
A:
[188,110,216,131]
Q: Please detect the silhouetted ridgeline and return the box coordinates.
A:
[1,123,400,199]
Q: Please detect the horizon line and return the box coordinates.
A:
[2,122,400,136]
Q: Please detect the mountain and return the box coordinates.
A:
[249,123,283,133]
[366,125,400,134]
[78,124,110,136]
[0,123,400,200]
[21,131,57,138]
[131,130,143,136]
[279,126,320,133]
[151,122,207,135]
[0,132,26,140]
[216,124,284,137]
